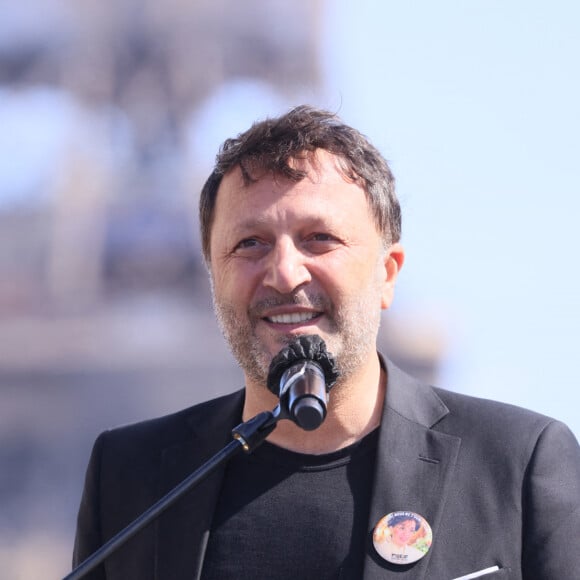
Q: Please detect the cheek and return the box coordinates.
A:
[320,252,380,288]
[211,261,260,304]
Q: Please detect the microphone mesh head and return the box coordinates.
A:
[266,335,340,395]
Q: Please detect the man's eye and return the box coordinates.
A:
[305,233,341,252]
[310,233,334,242]
[236,238,260,249]
[307,232,342,244]
[232,238,268,255]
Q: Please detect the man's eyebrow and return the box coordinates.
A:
[230,217,268,232]
[228,213,335,235]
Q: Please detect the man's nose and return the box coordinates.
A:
[262,238,311,294]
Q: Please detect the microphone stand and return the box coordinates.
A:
[64,408,282,580]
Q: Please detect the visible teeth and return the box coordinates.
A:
[268,312,318,324]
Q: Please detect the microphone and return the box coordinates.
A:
[266,335,340,431]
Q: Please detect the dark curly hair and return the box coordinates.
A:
[388,513,421,531]
[199,105,401,263]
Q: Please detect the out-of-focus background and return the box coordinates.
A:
[0,1,578,577]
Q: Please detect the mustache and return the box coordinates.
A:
[249,293,330,316]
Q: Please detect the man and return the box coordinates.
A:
[73,106,580,579]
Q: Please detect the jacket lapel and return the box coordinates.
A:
[363,361,461,579]
[155,390,245,580]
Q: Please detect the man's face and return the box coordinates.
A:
[208,151,403,388]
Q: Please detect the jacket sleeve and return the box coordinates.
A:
[72,432,108,580]
[522,420,580,578]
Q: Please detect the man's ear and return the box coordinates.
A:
[381,243,405,310]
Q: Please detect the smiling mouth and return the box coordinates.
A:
[265,312,321,324]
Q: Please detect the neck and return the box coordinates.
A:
[242,352,386,454]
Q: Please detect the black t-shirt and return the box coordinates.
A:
[201,428,379,580]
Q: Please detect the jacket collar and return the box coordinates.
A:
[382,355,450,427]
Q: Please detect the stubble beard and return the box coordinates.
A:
[212,287,383,392]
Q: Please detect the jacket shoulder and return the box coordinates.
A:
[96,389,245,455]
[431,385,578,462]
[433,385,555,430]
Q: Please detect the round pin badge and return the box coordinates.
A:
[373,511,432,565]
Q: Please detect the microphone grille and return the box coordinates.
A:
[266,335,340,395]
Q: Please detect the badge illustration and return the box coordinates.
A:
[373,511,432,565]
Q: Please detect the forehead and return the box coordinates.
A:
[214,150,368,213]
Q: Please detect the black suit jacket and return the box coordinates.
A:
[73,360,580,579]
